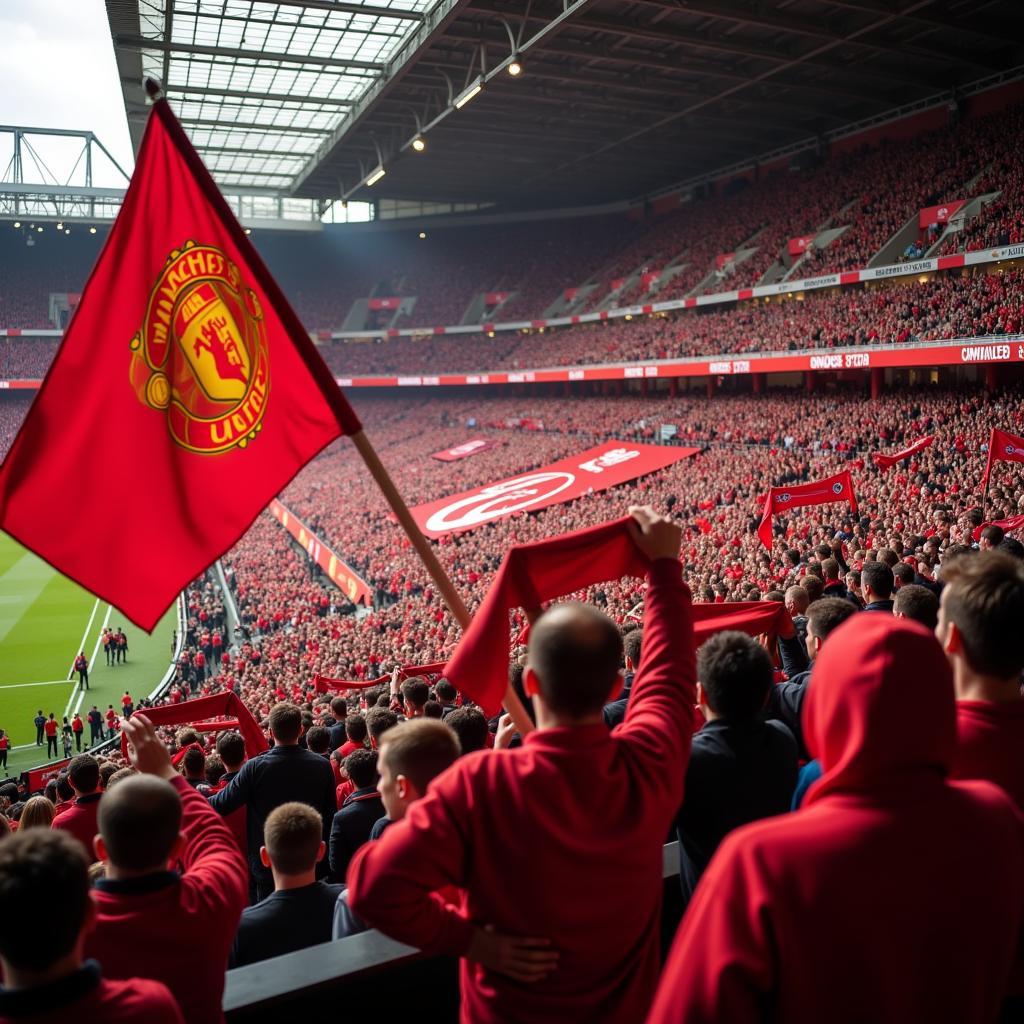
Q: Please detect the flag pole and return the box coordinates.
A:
[349,430,534,735]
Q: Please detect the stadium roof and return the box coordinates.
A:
[107,0,1024,210]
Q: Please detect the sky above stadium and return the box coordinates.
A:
[1,0,135,185]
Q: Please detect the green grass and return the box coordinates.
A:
[0,533,177,780]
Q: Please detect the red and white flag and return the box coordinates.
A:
[983,428,1024,486]
[919,200,965,229]
[757,470,857,548]
[788,235,815,256]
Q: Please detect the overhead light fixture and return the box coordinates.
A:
[411,136,426,153]
[89,226,97,234]
[37,226,43,233]
[13,221,19,228]
[56,221,63,230]
[454,78,483,110]
[65,228,70,235]
[365,165,386,186]
[244,228,252,235]
[418,231,426,239]
[508,58,523,77]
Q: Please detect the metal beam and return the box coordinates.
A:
[166,84,354,107]
[112,34,386,72]
[816,0,1023,44]
[246,0,426,20]
[175,118,334,135]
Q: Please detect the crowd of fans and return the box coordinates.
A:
[0,376,1023,1020]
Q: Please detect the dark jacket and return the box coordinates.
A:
[676,716,798,903]
[602,671,635,730]
[329,788,385,882]
[767,667,813,760]
[822,580,851,602]
[229,880,344,968]
[208,744,337,886]
[864,599,895,613]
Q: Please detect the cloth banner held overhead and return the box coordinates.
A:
[757,470,857,548]
[973,512,1024,542]
[0,86,361,631]
[788,235,816,257]
[872,435,934,470]
[121,693,268,760]
[410,441,699,538]
[431,439,495,462]
[983,427,1024,486]
[919,201,965,229]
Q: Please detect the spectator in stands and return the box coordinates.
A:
[602,628,642,729]
[893,583,939,630]
[676,632,798,905]
[365,708,399,749]
[445,706,490,755]
[326,697,349,750]
[51,754,102,852]
[784,586,810,649]
[400,679,430,719]
[86,714,247,1024]
[348,507,695,1023]
[209,732,247,860]
[979,524,1005,551]
[328,749,383,882]
[209,703,337,901]
[861,561,895,612]
[937,551,1024,811]
[229,802,343,968]
[648,614,1024,1024]
[180,745,207,788]
[333,719,462,939]
[769,598,859,762]
[0,830,183,1023]
[17,796,55,831]
[435,679,458,718]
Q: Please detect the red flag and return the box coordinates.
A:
[872,435,934,470]
[787,235,815,257]
[121,694,268,760]
[919,200,965,229]
[983,428,1024,487]
[314,674,389,695]
[0,93,360,631]
[692,602,789,641]
[444,518,651,715]
[973,513,1024,542]
[757,471,857,549]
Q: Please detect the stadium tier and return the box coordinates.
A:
[3,4,1024,1023]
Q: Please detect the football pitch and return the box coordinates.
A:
[0,533,176,778]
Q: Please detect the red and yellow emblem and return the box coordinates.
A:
[129,241,270,454]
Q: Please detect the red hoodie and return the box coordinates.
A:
[649,615,1023,1024]
[952,699,1024,811]
[349,559,696,1024]
[86,776,248,1024]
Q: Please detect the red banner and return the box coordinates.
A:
[983,427,1024,486]
[410,441,700,538]
[919,201,965,229]
[641,271,661,290]
[268,498,371,605]
[121,694,268,761]
[788,235,815,256]
[715,252,735,269]
[21,757,72,795]
[872,434,934,470]
[564,287,579,302]
[431,438,494,462]
[757,470,857,548]
[367,297,402,311]
[610,278,626,291]
[973,512,1024,542]
[484,292,510,306]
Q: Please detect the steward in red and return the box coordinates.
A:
[349,507,696,1024]
[50,754,102,852]
[648,614,1023,1024]
[86,714,248,1024]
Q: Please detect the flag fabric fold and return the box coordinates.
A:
[0,95,361,631]
[122,693,267,760]
[313,660,450,695]
[692,601,790,641]
[982,428,1024,487]
[872,435,934,470]
[973,513,1024,542]
[757,471,857,548]
[444,518,651,715]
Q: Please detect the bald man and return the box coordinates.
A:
[348,506,697,1024]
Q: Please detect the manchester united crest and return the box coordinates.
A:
[129,241,270,454]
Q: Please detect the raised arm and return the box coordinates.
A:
[617,507,696,797]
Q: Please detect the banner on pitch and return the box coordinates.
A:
[410,441,700,538]
[431,438,494,462]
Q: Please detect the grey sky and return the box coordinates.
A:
[0,0,134,185]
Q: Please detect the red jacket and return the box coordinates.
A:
[649,615,1023,1024]
[952,698,1024,811]
[51,793,102,853]
[349,559,695,1024]
[86,775,248,1024]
